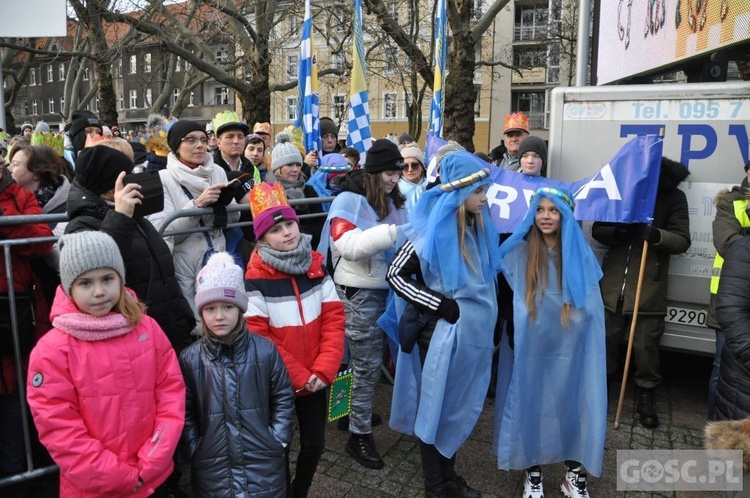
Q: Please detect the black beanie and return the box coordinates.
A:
[68,116,103,154]
[319,117,337,138]
[517,136,547,167]
[398,133,414,145]
[74,146,134,195]
[167,120,206,153]
[365,139,404,173]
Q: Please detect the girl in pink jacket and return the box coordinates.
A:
[27,232,186,498]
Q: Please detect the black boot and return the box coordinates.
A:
[444,475,481,498]
[637,387,659,428]
[425,483,450,498]
[336,413,383,431]
[346,433,385,469]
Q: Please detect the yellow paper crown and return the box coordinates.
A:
[249,182,291,218]
[30,131,64,156]
[504,112,530,134]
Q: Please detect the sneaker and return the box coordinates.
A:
[560,467,589,498]
[444,475,481,498]
[523,468,544,498]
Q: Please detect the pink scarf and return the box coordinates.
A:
[52,312,134,342]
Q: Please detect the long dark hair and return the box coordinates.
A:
[364,172,405,220]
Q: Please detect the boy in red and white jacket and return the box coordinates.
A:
[244,182,345,498]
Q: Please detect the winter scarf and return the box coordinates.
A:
[277,177,307,201]
[256,233,313,275]
[34,183,57,209]
[52,312,134,341]
[166,152,215,197]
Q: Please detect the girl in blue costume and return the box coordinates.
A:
[306,153,350,211]
[494,187,606,498]
[387,151,503,498]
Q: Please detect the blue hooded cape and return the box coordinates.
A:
[389,152,503,458]
[493,189,607,476]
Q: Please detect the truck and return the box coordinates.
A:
[547,81,750,355]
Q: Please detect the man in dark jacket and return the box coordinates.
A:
[592,157,691,429]
[65,145,195,353]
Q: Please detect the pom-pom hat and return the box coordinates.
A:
[271,132,303,172]
[59,232,126,297]
[195,252,248,313]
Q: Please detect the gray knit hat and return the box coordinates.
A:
[434,141,466,169]
[195,252,248,313]
[271,132,303,172]
[59,232,126,296]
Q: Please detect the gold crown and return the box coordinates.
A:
[249,182,291,218]
[30,131,64,156]
[504,112,530,134]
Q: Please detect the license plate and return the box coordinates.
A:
[664,306,707,327]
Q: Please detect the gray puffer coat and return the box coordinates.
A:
[179,329,295,498]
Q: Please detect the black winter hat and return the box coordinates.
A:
[517,136,547,167]
[398,133,414,145]
[167,120,206,153]
[319,117,338,138]
[365,139,405,173]
[68,115,103,154]
[74,146,134,195]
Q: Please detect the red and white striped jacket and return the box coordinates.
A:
[244,250,345,393]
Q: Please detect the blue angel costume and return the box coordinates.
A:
[493,188,607,476]
[306,153,350,212]
[388,152,503,459]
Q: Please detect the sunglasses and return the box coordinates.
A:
[402,162,423,171]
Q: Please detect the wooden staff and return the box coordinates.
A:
[614,239,650,429]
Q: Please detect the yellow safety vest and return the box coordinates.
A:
[710,198,750,294]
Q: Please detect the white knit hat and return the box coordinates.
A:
[195,252,247,313]
[59,232,126,296]
[400,145,424,165]
[271,132,303,172]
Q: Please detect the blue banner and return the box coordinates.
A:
[426,134,663,233]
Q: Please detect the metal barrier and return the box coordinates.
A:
[0,194,400,489]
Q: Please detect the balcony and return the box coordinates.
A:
[514,25,548,42]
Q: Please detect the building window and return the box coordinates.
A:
[216,47,228,63]
[383,92,397,119]
[129,55,137,74]
[172,88,180,106]
[59,96,65,112]
[472,0,484,22]
[287,55,298,80]
[48,97,55,113]
[332,94,346,121]
[23,102,28,116]
[59,63,65,81]
[188,92,195,107]
[289,16,300,36]
[129,89,138,109]
[514,4,549,41]
[29,69,36,86]
[512,90,546,129]
[118,93,124,110]
[286,97,298,121]
[82,67,90,81]
[387,2,399,24]
[144,53,152,73]
[513,46,547,67]
[118,59,123,76]
[95,98,99,113]
[32,100,38,115]
[47,65,53,82]
[547,43,560,84]
[175,57,181,72]
[384,45,398,75]
[332,52,345,71]
[330,6,346,36]
[214,87,228,105]
[145,88,152,107]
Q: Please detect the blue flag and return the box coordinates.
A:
[295,0,321,154]
[346,0,372,164]
[426,134,664,232]
[428,0,447,137]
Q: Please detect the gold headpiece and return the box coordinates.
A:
[249,182,291,218]
[439,167,492,192]
[30,131,64,156]
[504,112,530,134]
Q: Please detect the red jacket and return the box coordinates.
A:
[27,288,185,497]
[245,250,345,392]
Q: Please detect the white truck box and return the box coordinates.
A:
[547,82,750,355]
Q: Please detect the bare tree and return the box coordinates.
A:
[1,38,37,130]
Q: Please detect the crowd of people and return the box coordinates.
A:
[2,106,746,498]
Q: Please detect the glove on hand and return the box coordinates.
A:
[640,225,661,244]
[436,297,460,324]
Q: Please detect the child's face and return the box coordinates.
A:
[202,302,241,340]
[520,151,543,176]
[70,268,121,317]
[463,185,488,215]
[534,197,561,237]
[262,220,301,252]
[244,141,265,165]
[380,171,401,194]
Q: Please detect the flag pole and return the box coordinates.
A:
[614,239,650,429]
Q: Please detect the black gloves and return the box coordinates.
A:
[218,172,252,206]
[640,225,661,244]
[613,223,661,244]
[437,297,460,324]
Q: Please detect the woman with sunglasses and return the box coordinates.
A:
[147,120,239,326]
[398,145,429,211]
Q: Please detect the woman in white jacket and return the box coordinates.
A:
[148,120,239,323]
[318,138,408,470]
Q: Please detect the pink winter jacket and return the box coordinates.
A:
[27,287,186,497]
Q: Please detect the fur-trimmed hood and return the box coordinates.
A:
[658,157,690,192]
[705,419,750,470]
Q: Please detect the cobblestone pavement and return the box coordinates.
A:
[302,351,719,498]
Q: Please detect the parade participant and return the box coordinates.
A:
[397,145,428,211]
[180,252,295,498]
[306,152,351,211]
[303,117,341,171]
[387,151,502,498]
[245,183,345,498]
[27,231,185,497]
[490,112,529,171]
[495,187,607,498]
[318,138,408,469]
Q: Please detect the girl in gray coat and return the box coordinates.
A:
[179,252,295,498]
